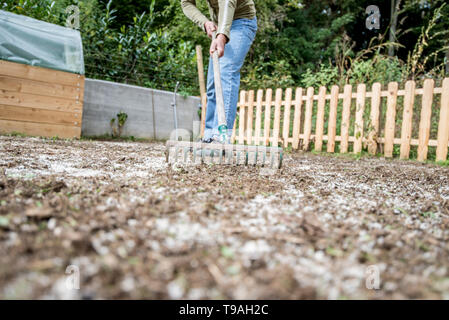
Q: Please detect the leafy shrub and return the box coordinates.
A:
[301,64,339,89]
[2,0,199,94]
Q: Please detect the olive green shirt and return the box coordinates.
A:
[181,0,256,40]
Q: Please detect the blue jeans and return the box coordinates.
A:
[204,17,257,140]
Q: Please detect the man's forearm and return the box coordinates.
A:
[181,0,210,31]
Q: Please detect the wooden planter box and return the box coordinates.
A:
[0,60,84,139]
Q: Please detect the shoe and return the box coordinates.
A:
[201,138,213,143]
[210,136,223,145]
[195,137,223,158]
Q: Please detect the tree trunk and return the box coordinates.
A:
[446,47,449,75]
[389,0,399,57]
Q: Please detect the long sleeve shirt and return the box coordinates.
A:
[181,0,256,40]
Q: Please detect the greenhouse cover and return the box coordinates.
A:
[0,10,84,74]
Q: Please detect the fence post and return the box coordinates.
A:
[283,88,293,148]
[368,82,381,155]
[303,87,314,151]
[399,80,416,159]
[436,78,449,162]
[315,86,327,152]
[246,90,254,145]
[327,85,339,153]
[340,84,352,153]
[417,79,435,162]
[384,82,398,157]
[354,83,366,154]
[238,90,246,145]
[254,89,263,146]
[273,88,283,147]
[292,88,303,150]
[264,89,273,146]
[231,118,237,143]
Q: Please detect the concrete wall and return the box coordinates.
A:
[81,79,201,140]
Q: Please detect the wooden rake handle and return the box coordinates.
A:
[211,32,227,130]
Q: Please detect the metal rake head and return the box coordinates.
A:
[165,141,283,169]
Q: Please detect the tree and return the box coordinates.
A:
[388,0,401,56]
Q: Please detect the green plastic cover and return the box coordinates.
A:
[0,10,84,74]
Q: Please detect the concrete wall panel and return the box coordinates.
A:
[82,79,200,140]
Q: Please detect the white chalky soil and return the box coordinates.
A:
[0,136,448,299]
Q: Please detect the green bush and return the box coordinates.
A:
[2,0,199,95]
[3,0,447,96]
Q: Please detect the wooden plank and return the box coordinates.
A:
[0,90,82,113]
[315,86,326,152]
[417,79,435,161]
[76,77,85,125]
[0,105,81,127]
[246,90,255,145]
[264,89,273,146]
[368,83,381,155]
[399,80,416,159]
[414,88,443,95]
[78,76,85,103]
[302,87,315,151]
[384,82,399,158]
[354,83,366,153]
[254,89,263,145]
[272,88,282,147]
[0,119,80,139]
[0,60,82,87]
[196,45,208,138]
[292,88,303,150]
[327,85,339,153]
[378,137,438,147]
[290,134,438,148]
[282,88,293,148]
[0,76,81,100]
[436,78,449,162]
[238,90,246,144]
[231,118,237,144]
[340,84,352,153]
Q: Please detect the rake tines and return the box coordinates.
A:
[165,141,283,168]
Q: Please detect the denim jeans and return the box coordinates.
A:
[203,17,257,140]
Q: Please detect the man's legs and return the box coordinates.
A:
[203,18,257,141]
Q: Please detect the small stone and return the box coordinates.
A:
[47,218,57,230]
[121,276,135,292]
[167,280,184,299]
[0,216,9,228]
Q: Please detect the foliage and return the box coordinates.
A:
[2,0,448,95]
[2,0,198,93]
[301,35,404,89]
[301,64,339,89]
[404,2,449,80]
[110,111,128,138]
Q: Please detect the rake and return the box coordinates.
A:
[165,34,283,169]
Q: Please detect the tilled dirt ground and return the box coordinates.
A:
[0,136,449,299]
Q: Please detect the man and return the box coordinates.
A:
[181,0,257,143]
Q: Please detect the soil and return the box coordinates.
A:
[0,136,448,299]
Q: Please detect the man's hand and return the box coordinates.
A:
[204,21,217,39]
[210,34,227,58]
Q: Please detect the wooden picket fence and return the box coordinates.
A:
[231,78,449,162]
